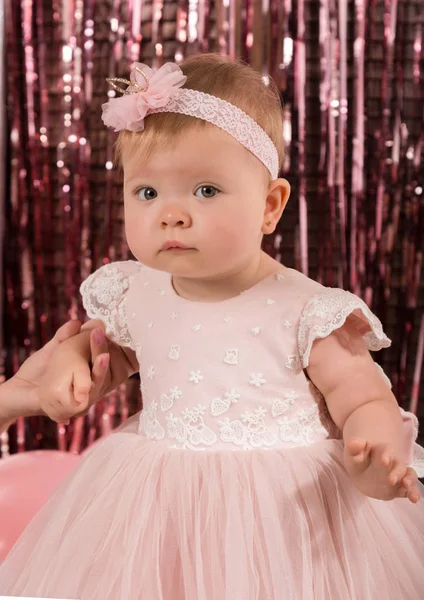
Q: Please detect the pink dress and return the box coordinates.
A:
[1,261,424,599]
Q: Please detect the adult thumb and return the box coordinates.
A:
[51,320,82,345]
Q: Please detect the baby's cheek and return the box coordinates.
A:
[125,222,137,249]
[124,206,137,239]
[209,223,243,253]
[125,221,149,261]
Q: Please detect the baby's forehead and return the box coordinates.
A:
[124,127,254,180]
[124,160,233,187]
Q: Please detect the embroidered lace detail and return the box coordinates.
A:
[277,405,328,446]
[165,405,217,450]
[285,355,301,371]
[210,389,240,417]
[298,288,391,368]
[189,370,204,384]
[80,261,142,349]
[151,89,279,180]
[139,401,165,440]
[138,396,330,451]
[249,373,266,387]
[271,391,298,417]
[224,349,239,365]
[168,345,181,360]
[219,407,277,450]
[160,387,183,412]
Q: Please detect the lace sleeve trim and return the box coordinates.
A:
[399,408,424,478]
[298,288,391,369]
[411,445,424,478]
[80,261,140,350]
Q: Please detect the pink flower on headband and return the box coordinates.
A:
[101,62,187,132]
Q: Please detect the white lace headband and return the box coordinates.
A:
[101,62,279,179]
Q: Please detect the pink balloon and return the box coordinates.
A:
[0,450,81,561]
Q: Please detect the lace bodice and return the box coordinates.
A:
[80,261,423,472]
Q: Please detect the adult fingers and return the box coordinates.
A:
[51,320,82,345]
[80,319,106,333]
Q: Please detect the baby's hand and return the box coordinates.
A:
[344,438,420,503]
[38,328,110,424]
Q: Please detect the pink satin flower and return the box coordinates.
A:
[101,62,187,132]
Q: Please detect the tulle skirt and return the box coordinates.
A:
[0,418,423,600]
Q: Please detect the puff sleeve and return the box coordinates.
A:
[79,260,141,350]
[298,288,391,369]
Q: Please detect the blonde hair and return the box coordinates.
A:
[114,53,285,177]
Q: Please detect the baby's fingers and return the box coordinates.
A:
[72,365,92,404]
[346,438,369,463]
[387,459,407,486]
[91,353,110,390]
[400,468,421,503]
[406,485,421,504]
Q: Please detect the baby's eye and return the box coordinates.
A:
[194,185,220,199]
[136,187,158,201]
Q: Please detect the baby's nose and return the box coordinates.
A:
[160,206,192,228]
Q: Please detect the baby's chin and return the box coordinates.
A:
[158,260,230,283]
[131,251,200,276]
[129,246,242,280]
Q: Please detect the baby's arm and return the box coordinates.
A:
[306,319,420,503]
[38,322,138,424]
[79,321,139,397]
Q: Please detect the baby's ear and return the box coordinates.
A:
[262,178,291,233]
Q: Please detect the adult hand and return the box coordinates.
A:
[38,326,111,424]
[0,320,109,431]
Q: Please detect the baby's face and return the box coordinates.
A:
[122,125,271,280]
